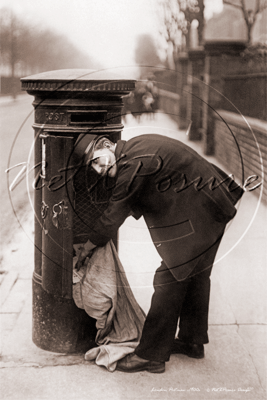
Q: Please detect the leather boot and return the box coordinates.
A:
[116,353,165,373]
[172,339,204,359]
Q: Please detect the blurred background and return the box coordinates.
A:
[0,0,222,80]
[0,0,266,94]
[0,0,266,126]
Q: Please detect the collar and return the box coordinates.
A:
[115,139,126,162]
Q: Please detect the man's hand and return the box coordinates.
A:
[76,240,96,270]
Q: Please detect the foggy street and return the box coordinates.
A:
[0,94,34,265]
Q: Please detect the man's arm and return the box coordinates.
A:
[75,160,147,268]
[76,239,96,270]
[87,159,147,242]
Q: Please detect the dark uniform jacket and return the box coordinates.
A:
[87,134,244,280]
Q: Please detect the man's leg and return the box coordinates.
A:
[134,262,189,362]
[177,239,222,346]
[177,267,212,344]
[117,239,223,371]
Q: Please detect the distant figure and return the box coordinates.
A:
[142,91,154,119]
[144,74,159,119]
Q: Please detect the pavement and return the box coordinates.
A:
[0,93,25,104]
[0,110,266,400]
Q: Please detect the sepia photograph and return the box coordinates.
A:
[0,0,266,399]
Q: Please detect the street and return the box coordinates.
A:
[0,95,34,272]
[0,98,266,399]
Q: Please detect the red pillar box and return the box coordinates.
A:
[21,69,135,353]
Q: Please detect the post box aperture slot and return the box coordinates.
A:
[68,110,107,125]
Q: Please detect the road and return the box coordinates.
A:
[0,94,35,267]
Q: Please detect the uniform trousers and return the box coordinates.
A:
[135,240,222,362]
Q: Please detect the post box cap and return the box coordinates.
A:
[21,69,136,94]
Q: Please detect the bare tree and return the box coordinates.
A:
[159,0,186,66]
[223,0,267,42]
[0,7,101,96]
[159,0,205,67]
[0,8,23,97]
[179,0,205,47]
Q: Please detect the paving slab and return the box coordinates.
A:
[0,271,18,307]
[0,325,265,400]
[1,279,31,313]
[0,213,34,279]
[238,324,267,391]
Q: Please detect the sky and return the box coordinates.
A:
[0,0,223,70]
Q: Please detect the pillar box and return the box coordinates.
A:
[21,69,135,353]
